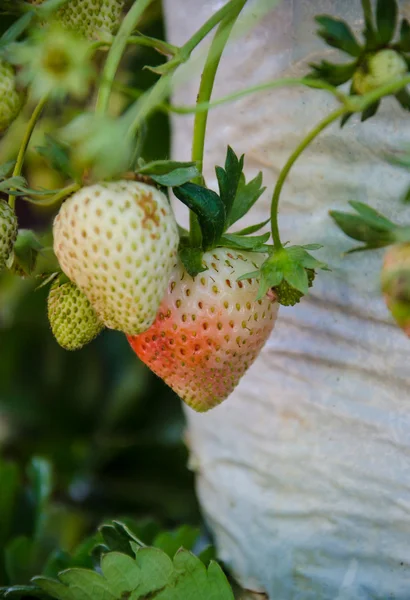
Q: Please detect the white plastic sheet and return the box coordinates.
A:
[164,1,410,597]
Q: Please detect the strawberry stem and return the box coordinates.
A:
[270,106,346,249]
[8,95,48,211]
[96,0,152,116]
[190,0,247,248]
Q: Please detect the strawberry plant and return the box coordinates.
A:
[1,0,410,596]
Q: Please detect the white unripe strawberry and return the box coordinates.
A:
[53,180,179,335]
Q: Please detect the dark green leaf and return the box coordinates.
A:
[0,12,34,48]
[179,246,206,277]
[173,183,226,251]
[395,88,410,111]
[4,537,35,584]
[0,460,20,547]
[219,232,270,252]
[398,19,410,51]
[316,15,362,57]
[27,458,52,538]
[234,218,270,236]
[361,99,381,121]
[1,585,49,599]
[227,172,265,228]
[340,111,354,128]
[403,186,410,203]
[308,60,357,86]
[376,0,398,45]
[100,525,135,557]
[216,146,244,225]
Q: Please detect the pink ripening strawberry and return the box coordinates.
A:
[128,247,279,412]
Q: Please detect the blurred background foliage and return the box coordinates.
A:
[0,1,201,591]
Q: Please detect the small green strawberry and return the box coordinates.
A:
[29,0,124,41]
[0,200,18,271]
[48,279,104,350]
[53,180,179,336]
[128,248,278,412]
[0,60,22,133]
[353,50,408,95]
[381,243,410,337]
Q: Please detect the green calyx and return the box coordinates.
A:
[48,279,104,351]
[173,146,268,276]
[310,0,410,122]
[238,245,329,306]
[273,269,316,306]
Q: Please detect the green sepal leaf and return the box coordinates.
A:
[226,172,265,228]
[340,111,354,128]
[173,183,226,251]
[395,88,410,111]
[234,218,270,236]
[136,160,200,186]
[398,19,410,52]
[219,232,270,252]
[10,229,43,276]
[376,0,398,45]
[216,146,244,224]
[178,245,206,277]
[37,135,73,180]
[330,201,397,249]
[308,60,357,86]
[0,12,34,48]
[0,161,16,179]
[315,15,362,57]
[361,99,381,121]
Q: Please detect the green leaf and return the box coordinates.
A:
[376,0,398,45]
[173,183,226,251]
[226,172,265,228]
[340,111,354,128]
[153,526,200,559]
[219,232,270,252]
[37,136,73,180]
[215,146,244,224]
[234,218,270,236]
[0,585,49,599]
[315,15,362,57]
[4,537,35,584]
[0,161,16,180]
[395,88,410,111]
[11,230,43,276]
[361,99,381,121]
[27,458,52,537]
[348,201,396,229]
[178,246,206,277]
[137,160,200,186]
[0,460,20,547]
[398,19,410,52]
[35,547,234,600]
[151,167,200,187]
[329,208,396,247]
[0,12,34,48]
[308,60,357,86]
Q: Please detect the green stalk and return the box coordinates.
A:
[190,0,247,247]
[124,0,249,137]
[181,0,247,57]
[270,106,346,249]
[95,0,153,115]
[8,96,48,210]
